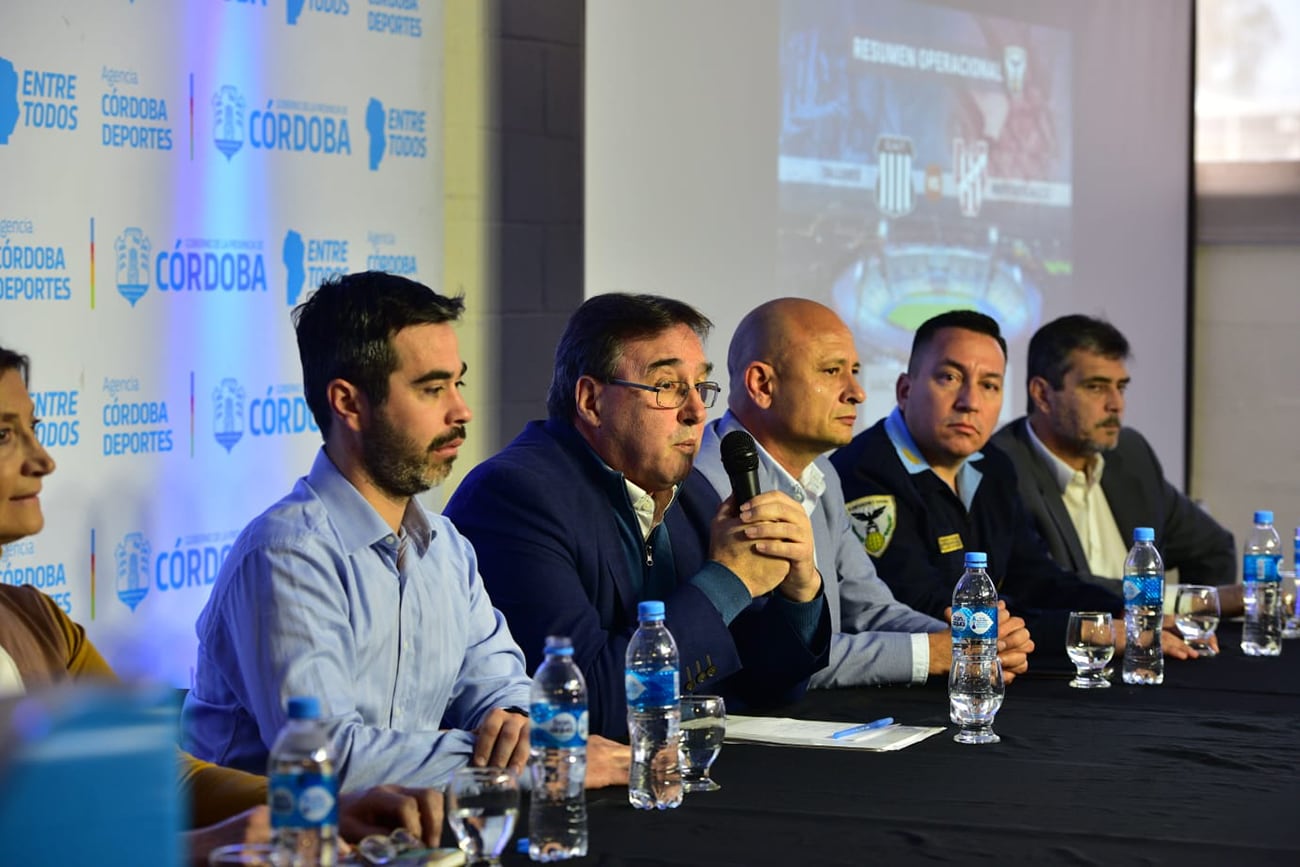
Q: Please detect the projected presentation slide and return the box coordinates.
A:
[779,0,1072,371]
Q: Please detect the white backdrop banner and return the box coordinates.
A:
[0,0,443,684]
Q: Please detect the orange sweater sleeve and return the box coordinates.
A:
[177,751,269,828]
[42,592,117,680]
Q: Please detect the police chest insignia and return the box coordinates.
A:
[845,495,896,557]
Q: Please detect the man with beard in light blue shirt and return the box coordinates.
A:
[182,271,628,791]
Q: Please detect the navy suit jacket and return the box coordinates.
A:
[991,419,1237,585]
[443,419,830,738]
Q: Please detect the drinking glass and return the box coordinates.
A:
[1280,569,1300,639]
[1066,611,1115,688]
[355,828,428,865]
[680,694,726,792]
[446,767,519,866]
[948,652,1004,745]
[1174,584,1221,656]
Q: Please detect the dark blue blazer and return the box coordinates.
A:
[444,419,830,738]
[992,418,1237,585]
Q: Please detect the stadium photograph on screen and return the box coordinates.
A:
[779,0,1072,416]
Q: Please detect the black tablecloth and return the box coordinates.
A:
[503,624,1300,866]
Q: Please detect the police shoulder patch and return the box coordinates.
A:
[845,494,896,557]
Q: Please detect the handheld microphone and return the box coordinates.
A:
[720,430,762,505]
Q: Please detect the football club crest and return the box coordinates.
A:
[114,227,152,307]
[953,137,988,218]
[874,135,915,218]
[115,532,152,612]
[212,378,246,453]
[212,85,246,161]
[1004,45,1027,97]
[846,494,896,557]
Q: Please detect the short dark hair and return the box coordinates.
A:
[547,293,713,422]
[1026,314,1130,403]
[0,346,30,384]
[292,271,465,437]
[908,309,1007,373]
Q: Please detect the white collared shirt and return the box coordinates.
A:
[0,643,26,699]
[1026,421,1127,580]
[754,440,826,520]
[624,479,675,542]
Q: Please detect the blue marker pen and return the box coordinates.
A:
[829,716,895,739]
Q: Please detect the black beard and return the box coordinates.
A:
[362,415,465,499]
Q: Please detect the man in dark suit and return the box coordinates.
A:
[831,310,1210,659]
[444,294,830,738]
[990,315,1238,610]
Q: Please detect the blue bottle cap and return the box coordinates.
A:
[543,635,575,656]
[963,551,987,568]
[637,600,666,621]
[286,696,320,720]
[1255,510,1274,524]
[1133,527,1155,542]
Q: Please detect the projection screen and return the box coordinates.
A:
[587,0,1192,475]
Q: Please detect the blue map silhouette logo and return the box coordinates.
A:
[114,227,152,306]
[115,532,152,612]
[366,98,386,170]
[283,229,306,305]
[212,378,246,453]
[212,85,246,160]
[287,0,306,26]
[0,56,19,146]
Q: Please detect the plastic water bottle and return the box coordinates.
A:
[1242,510,1283,656]
[951,551,999,655]
[1122,527,1164,685]
[625,600,683,810]
[1287,527,1300,639]
[948,552,1003,743]
[528,636,589,861]
[269,696,338,866]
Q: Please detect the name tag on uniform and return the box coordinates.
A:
[937,533,963,554]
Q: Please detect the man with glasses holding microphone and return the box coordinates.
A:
[445,294,830,738]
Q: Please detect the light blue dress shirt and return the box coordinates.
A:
[694,413,947,687]
[181,449,532,791]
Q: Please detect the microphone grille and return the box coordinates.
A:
[720,430,759,472]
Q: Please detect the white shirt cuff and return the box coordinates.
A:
[909,632,931,684]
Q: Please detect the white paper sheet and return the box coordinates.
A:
[723,715,945,751]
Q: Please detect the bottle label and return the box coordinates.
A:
[1243,553,1281,584]
[950,606,997,642]
[1122,575,1164,605]
[625,667,679,710]
[269,769,338,829]
[530,701,589,749]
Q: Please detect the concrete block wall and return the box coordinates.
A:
[1192,243,1300,572]
[486,0,585,448]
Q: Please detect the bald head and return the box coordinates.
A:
[727,298,846,404]
[726,298,864,476]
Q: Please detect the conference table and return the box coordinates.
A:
[502,623,1300,866]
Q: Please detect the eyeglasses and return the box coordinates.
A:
[608,378,721,409]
